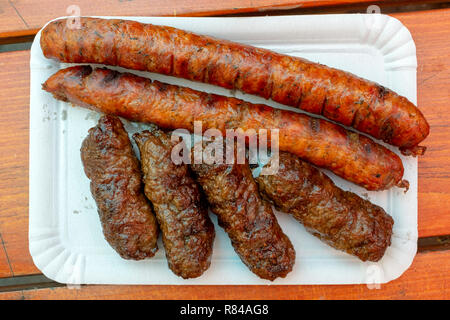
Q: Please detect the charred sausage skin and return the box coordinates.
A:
[256,152,394,262]
[80,115,159,260]
[190,143,295,281]
[133,128,215,279]
[43,66,408,191]
[40,17,429,154]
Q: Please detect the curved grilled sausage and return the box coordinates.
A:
[42,66,408,191]
[40,17,429,155]
[190,142,295,281]
[133,128,215,279]
[256,152,394,262]
[80,115,159,260]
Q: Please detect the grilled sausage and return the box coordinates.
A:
[40,17,429,155]
[133,127,215,279]
[80,115,158,260]
[42,66,408,191]
[256,152,394,262]
[190,141,295,280]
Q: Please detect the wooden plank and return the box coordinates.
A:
[4,0,339,33]
[0,50,38,277]
[0,8,448,279]
[0,274,65,293]
[394,9,450,237]
[0,0,28,36]
[0,290,23,300]
[0,29,40,46]
[0,250,448,300]
[0,235,12,278]
[4,0,442,36]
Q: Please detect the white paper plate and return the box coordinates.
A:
[29,14,418,285]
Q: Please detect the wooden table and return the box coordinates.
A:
[0,1,449,300]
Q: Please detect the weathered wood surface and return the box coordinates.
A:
[0,250,448,299]
[1,1,445,41]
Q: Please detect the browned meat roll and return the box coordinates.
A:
[80,115,159,260]
[255,152,394,262]
[190,142,295,281]
[133,127,215,279]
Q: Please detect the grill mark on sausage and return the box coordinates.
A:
[319,96,327,117]
[76,65,93,78]
[378,85,388,102]
[102,68,120,84]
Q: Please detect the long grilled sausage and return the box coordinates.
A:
[133,127,215,279]
[42,66,408,191]
[256,152,394,262]
[190,142,295,281]
[80,115,159,260]
[40,17,429,155]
